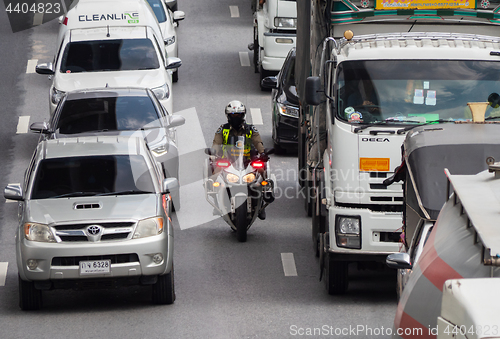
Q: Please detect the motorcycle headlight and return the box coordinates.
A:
[243,173,256,183]
[51,87,65,105]
[151,84,170,101]
[274,17,297,29]
[24,223,56,242]
[277,103,299,118]
[133,217,164,239]
[164,36,176,46]
[226,173,239,183]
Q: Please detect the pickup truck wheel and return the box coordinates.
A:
[172,69,179,83]
[324,255,348,295]
[18,275,42,310]
[152,266,175,305]
[253,27,259,73]
[304,180,313,217]
[259,66,271,91]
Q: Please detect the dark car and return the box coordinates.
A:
[261,48,299,152]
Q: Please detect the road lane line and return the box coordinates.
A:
[250,108,263,125]
[33,12,44,26]
[26,59,38,74]
[239,52,250,67]
[0,263,8,286]
[281,253,298,276]
[229,6,240,18]
[16,116,30,134]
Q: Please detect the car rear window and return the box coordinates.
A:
[60,38,160,73]
[31,155,155,199]
[56,96,161,133]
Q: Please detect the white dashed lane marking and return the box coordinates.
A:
[0,263,8,286]
[250,108,263,125]
[16,116,30,134]
[229,6,240,18]
[239,52,250,67]
[26,59,38,74]
[281,253,298,276]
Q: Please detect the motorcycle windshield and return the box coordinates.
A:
[222,136,251,171]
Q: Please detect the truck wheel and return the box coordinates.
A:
[152,265,175,305]
[304,180,313,217]
[235,203,248,242]
[312,191,326,257]
[324,254,349,295]
[172,69,178,83]
[253,27,259,73]
[18,275,42,310]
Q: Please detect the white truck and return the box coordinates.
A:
[296,0,500,294]
[250,0,296,89]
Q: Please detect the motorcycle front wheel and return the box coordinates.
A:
[235,203,248,242]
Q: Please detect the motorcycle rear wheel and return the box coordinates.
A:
[235,203,248,242]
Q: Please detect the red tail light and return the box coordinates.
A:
[63,17,68,25]
[216,160,230,168]
[251,160,265,169]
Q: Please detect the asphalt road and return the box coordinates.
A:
[0,1,398,338]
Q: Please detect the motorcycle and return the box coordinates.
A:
[203,136,275,242]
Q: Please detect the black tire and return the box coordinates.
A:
[172,69,178,83]
[18,275,42,310]
[235,203,248,242]
[259,66,271,91]
[304,180,313,217]
[324,254,349,295]
[312,193,326,257]
[253,27,259,73]
[152,265,175,305]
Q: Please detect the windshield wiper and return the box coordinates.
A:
[97,190,153,196]
[51,191,101,198]
[396,119,454,134]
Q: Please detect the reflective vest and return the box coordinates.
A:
[221,125,253,157]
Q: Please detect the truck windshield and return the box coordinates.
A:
[31,155,155,199]
[336,60,500,125]
[60,39,160,73]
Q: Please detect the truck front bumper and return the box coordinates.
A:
[261,32,296,72]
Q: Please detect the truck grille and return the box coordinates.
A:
[53,222,135,242]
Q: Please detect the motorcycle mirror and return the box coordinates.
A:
[204,148,214,155]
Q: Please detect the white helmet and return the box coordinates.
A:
[225,100,247,116]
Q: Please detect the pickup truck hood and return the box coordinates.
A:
[27,195,158,225]
[54,70,167,92]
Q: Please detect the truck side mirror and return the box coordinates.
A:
[35,62,54,75]
[167,115,185,128]
[4,183,23,201]
[162,178,179,194]
[305,76,323,106]
[30,122,50,134]
[386,253,412,270]
[165,57,182,70]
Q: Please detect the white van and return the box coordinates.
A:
[37,0,180,113]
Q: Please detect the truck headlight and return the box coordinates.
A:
[164,36,176,46]
[335,216,361,249]
[24,223,56,242]
[133,217,164,239]
[277,103,299,118]
[51,87,65,105]
[151,84,170,101]
[226,173,239,183]
[274,17,297,29]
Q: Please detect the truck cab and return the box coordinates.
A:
[252,0,296,89]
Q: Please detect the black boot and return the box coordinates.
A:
[258,208,266,220]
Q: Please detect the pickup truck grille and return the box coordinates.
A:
[53,222,135,242]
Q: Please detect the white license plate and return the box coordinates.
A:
[79,260,111,275]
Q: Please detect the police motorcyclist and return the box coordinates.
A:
[212,100,268,219]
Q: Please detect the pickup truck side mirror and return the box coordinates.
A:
[386,252,412,270]
[173,11,185,22]
[162,178,179,194]
[35,62,54,75]
[30,121,50,134]
[305,76,323,106]
[167,115,185,128]
[4,183,23,201]
[165,57,182,70]
[261,76,278,90]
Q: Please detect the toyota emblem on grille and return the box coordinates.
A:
[87,225,102,236]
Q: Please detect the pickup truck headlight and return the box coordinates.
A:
[133,217,164,239]
[151,84,170,101]
[274,17,297,29]
[164,36,176,46]
[277,103,299,118]
[335,216,361,249]
[51,87,65,105]
[24,223,56,242]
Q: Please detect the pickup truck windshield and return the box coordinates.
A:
[31,155,155,199]
[336,60,500,125]
[56,96,161,134]
[60,39,160,73]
